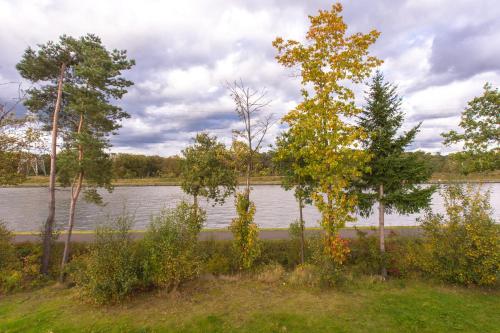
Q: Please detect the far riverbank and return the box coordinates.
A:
[6,171,500,187]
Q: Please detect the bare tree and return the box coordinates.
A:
[226,79,273,200]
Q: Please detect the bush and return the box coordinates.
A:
[0,224,45,293]
[348,229,383,275]
[287,263,318,287]
[229,193,261,270]
[309,235,349,288]
[256,263,285,283]
[0,222,16,271]
[0,222,18,292]
[419,184,500,286]
[205,253,233,276]
[73,214,144,304]
[142,202,204,291]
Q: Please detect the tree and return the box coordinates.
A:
[273,3,382,257]
[17,34,134,276]
[227,80,273,200]
[274,130,315,264]
[180,132,237,210]
[354,71,435,278]
[226,81,272,269]
[55,35,134,280]
[442,83,500,174]
[0,83,27,186]
[17,36,79,274]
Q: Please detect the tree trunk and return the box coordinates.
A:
[59,172,82,282]
[41,62,66,275]
[378,183,387,279]
[299,195,305,265]
[60,114,84,282]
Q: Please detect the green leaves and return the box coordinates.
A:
[355,71,434,216]
[181,132,237,206]
[273,3,381,235]
[442,83,500,174]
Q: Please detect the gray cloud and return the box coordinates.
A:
[1,0,499,155]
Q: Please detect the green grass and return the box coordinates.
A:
[0,277,498,332]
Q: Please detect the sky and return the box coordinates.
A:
[0,0,499,156]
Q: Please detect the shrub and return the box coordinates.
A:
[0,222,18,292]
[419,184,500,286]
[256,262,285,283]
[287,263,318,287]
[0,222,16,271]
[73,214,144,304]
[309,235,349,288]
[348,229,382,275]
[142,202,204,291]
[0,224,45,293]
[229,193,261,270]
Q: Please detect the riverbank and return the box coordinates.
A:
[7,171,500,187]
[1,277,498,332]
[11,226,422,243]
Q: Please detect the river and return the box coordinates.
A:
[0,184,498,232]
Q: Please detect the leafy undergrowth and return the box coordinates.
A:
[0,277,498,333]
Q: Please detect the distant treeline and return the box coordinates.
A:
[21,151,469,179]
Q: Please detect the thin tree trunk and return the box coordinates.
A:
[299,195,305,265]
[379,183,387,279]
[41,62,66,275]
[60,114,84,282]
[59,172,82,281]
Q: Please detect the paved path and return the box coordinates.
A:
[12,227,422,243]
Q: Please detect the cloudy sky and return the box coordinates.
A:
[0,0,499,155]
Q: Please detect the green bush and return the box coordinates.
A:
[348,229,383,275]
[419,184,500,286]
[73,214,144,304]
[0,222,16,271]
[229,193,261,270]
[142,202,204,291]
[0,222,18,292]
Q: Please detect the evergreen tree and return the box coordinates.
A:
[355,71,435,278]
[17,36,78,274]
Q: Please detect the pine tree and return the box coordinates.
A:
[355,71,435,278]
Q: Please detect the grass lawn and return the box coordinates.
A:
[0,277,498,332]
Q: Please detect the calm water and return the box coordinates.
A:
[1,184,498,232]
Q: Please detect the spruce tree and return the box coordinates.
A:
[356,71,435,278]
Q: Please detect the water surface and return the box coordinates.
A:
[1,184,498,231]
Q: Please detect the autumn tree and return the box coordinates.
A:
[274,130,315,264]
[273,3,381,258]
[180,132,237,209]
[442,83,499,174]
[354,72,435,278]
